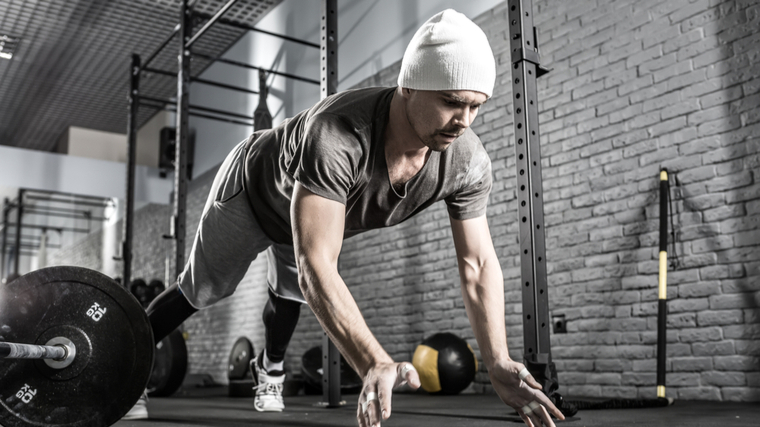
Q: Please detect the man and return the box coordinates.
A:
[125,9,565,427]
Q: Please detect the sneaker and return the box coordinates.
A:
[122,390,148,420]
[251,352,285,412]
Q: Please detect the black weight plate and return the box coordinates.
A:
[227,336,253,380]
[147,328,187,397]
[0,266,154,427]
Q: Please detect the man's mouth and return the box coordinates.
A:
[439,131,462,138]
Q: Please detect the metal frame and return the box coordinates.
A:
[121,0,345,406]
[122,54,141,287]
[123,0,321,288]
[1,189,113,280]
[319,0,343,409]
[507,0,559,396]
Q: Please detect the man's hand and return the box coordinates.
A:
[489,360,565,427]
[356,362,420,427]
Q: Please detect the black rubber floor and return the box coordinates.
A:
[114,388,759,427]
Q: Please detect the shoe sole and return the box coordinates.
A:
[254,406,283,412]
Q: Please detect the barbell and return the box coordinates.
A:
[0,266,155,427]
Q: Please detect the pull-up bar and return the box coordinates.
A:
[142,67,260,95]
[193,12,320,49]
[192,52,320,85]
[140,24,180,73]
[185,0,239,48]
[138,95,254,121]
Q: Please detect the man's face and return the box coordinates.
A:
[403,89,488,151]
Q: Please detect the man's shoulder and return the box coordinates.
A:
[310,87,395,117]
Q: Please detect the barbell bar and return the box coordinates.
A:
[1,340,69,361]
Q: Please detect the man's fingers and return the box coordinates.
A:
[545,400,565,420]
[532,394,564,421]
[536,404,557,427]
[518,409,536,427]
[359,390,381,427]
[518,367,543,390]
[398,363,421,389]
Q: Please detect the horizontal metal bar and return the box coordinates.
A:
[21,205,95,215]
[2,242,62,250]
[22,188,113,203]
[25,195,113,208]
[140,24,181,72]
[188,110,253,127]
[23,210,107,221]
[186,0,239,48]
[192,52,319,85]
[3,223,90,234]
[139,103,254,127]
[139,95,252,120]
[142,67,260,95]
[189,103,252,120]
[0,342,66,360]
[193,12,319,48]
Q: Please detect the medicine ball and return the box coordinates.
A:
[412,332,478,395]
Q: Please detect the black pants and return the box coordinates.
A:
[147,284,302,364]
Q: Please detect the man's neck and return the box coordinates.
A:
[384,87,431,192]
[385,87,429,161]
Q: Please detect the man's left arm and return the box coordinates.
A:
[449,215,564,427]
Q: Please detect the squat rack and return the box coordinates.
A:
[123,0,344,408]
[121,0,320,288]
[1,188,113,281]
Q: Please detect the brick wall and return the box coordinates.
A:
[49,0,759,401]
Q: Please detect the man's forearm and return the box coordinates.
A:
[299,259,393,377]
[459,256,510,370]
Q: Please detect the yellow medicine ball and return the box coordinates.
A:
[412,332,478,395]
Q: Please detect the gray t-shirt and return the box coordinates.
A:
[243,87,492,245]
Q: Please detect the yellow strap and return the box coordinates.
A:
[659,251,668,299]
[657,385,666,398]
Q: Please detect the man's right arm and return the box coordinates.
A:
[290,181,392,375]
[290,182,420,427]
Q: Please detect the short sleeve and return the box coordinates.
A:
[445,147,492,219]
[287,113,362,205]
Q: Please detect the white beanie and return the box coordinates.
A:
[397,9,496,97]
